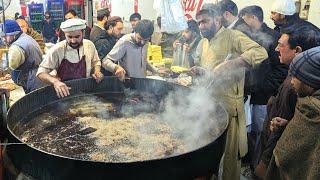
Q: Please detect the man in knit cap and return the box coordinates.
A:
[265,46,320,179]
[270,0,320,33]
[37,18,104,98]
[0,20,44,93]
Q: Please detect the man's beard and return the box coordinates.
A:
[134,40,145,47]
[200,24,216,40]
[272,17,285,27]
[221,17,228,27]
[111,31,121,39]
[273,20,282,26]
[68,41,83,49]
[136,42,145,47]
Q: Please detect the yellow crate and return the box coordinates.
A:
[147,45,163,63]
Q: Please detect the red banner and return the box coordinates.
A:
[100,0,112,12]
[21,5,27,17]
[134,0,138,13]
[182,0,204,20]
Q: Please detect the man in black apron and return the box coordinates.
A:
[37,18,104,98]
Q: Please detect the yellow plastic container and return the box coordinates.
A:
[148,45,163,63]
[170,66,189,73]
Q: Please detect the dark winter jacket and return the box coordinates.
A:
[275,13,320,35]
[91,30,117,60]
[243,23,288,105]
[90,25,105,42]
[91,30,117,76]
[42,19,56,39]
[233,18,252,37]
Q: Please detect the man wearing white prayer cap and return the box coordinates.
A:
[270,0,320,33]
[37,18,104,98]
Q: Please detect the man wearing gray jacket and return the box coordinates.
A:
[102,20,158,80]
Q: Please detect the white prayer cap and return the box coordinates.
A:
[60,18,86,32]
[271,0,296,16]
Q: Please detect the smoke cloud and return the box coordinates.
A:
[160,84,228,150]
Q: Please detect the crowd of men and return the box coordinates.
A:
[1,0,320,179]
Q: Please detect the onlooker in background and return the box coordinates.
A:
[151,16,162,45]
[158,16,180,58]
[58,9,91,41]
[239,5,288,171]
[14,12,20,20]
[42,11,57,43]
[265,46,320,180]
[64,9,77,20]
[0,20,44,93]
[271,0,320,34]
[218,0,252,36]
[195,6,268,180]
[129,12,141,32]
[102,20,159,80]
[16,18,45,53]
[218,0,240,28]
[92,16,123,76]
[173,19,201,67]
[90,8,110,41]
[37,18,103,98]
[256,26,320,179]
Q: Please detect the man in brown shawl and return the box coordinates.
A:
[265,46,320,179]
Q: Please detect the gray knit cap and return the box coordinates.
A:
[290,46,320,89]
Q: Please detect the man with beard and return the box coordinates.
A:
[0,20,44,93]
[90,8,110,41]
[37,18,104,98]
[265,46,320,179]
[194,6,267,180]
[218,0,253,39]
[173,19,202,67]
[91,16,123,76]
[270,0,320,34]
[102,20,158,80]
[195,7,267,71]
[42,11,57,43]
[255,26,320,179]
[218,0,241,29]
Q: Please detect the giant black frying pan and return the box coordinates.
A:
[5,77,228,180]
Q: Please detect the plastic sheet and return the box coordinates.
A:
[154,0,187,34]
